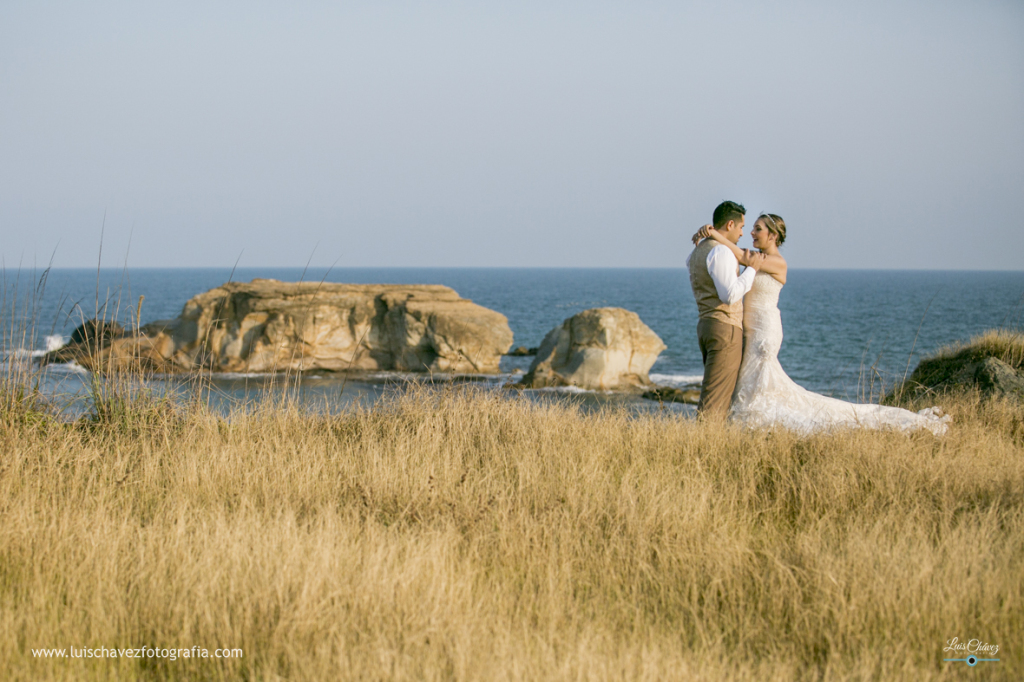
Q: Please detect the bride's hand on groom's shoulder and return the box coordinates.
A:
[691,224,714,245]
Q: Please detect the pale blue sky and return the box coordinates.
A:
[1,1,1021,269]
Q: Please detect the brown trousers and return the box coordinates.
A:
[696,318,743,419]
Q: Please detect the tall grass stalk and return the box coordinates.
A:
[1,260,61,427]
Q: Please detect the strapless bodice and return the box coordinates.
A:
[744,271,784,313]
[742,271,784,358]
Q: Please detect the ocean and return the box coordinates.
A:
[4,267,1023,414]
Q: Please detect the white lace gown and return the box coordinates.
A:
[730,272,949,435]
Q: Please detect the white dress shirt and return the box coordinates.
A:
[690,244,756,305]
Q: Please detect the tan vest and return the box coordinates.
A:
[689,239,743,328]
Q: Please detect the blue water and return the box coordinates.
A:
[4,267,1024,411]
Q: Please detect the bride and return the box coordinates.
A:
[693,214,949,436]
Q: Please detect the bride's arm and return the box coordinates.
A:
[753,252,786,275]
[691,225,747,262]
[692,225,787,276]
[742,251,787,276]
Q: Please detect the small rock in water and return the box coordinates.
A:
[641,386,700,404]
[520,308,665,391]
[506,346,538,357]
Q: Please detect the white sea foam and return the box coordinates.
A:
[361,371,424,382]
[649,373,703,388]
[1,336,68,361]
[3,348,46,361]
[201,370,512,384]
[530,385,605,395]
[43,361,89,375]
[359,371,507,383]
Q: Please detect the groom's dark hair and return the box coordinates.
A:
[712,201,746,229]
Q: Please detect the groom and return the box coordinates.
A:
[687,201,765,418]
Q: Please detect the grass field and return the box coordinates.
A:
[2,349,1023,679]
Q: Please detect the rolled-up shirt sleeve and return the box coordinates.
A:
[706,245,756,305]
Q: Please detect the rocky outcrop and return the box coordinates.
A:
[953,357,1024,396]
[42,320,128,365]
[898,356,1024,401]
[890,331,1024,402]
[519,308,665,391]
[70,320,125,347]
[40,330,177,374]
[40,280,514,374]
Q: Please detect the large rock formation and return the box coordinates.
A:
[519,308,666,391]
[41,280,514,374]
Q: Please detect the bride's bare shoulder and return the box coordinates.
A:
[764,253,787,284]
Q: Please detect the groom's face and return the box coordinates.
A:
[720,216,745,244]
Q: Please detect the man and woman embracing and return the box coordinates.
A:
[686,200,948,435]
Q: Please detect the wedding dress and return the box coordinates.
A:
[730,272,949,435]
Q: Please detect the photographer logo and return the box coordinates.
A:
[943,637,999,667]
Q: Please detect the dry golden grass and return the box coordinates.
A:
[1,381,1022,680]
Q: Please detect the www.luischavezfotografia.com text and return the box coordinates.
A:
[32,646,243,661]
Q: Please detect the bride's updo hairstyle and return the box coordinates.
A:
[759,213,786,247]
